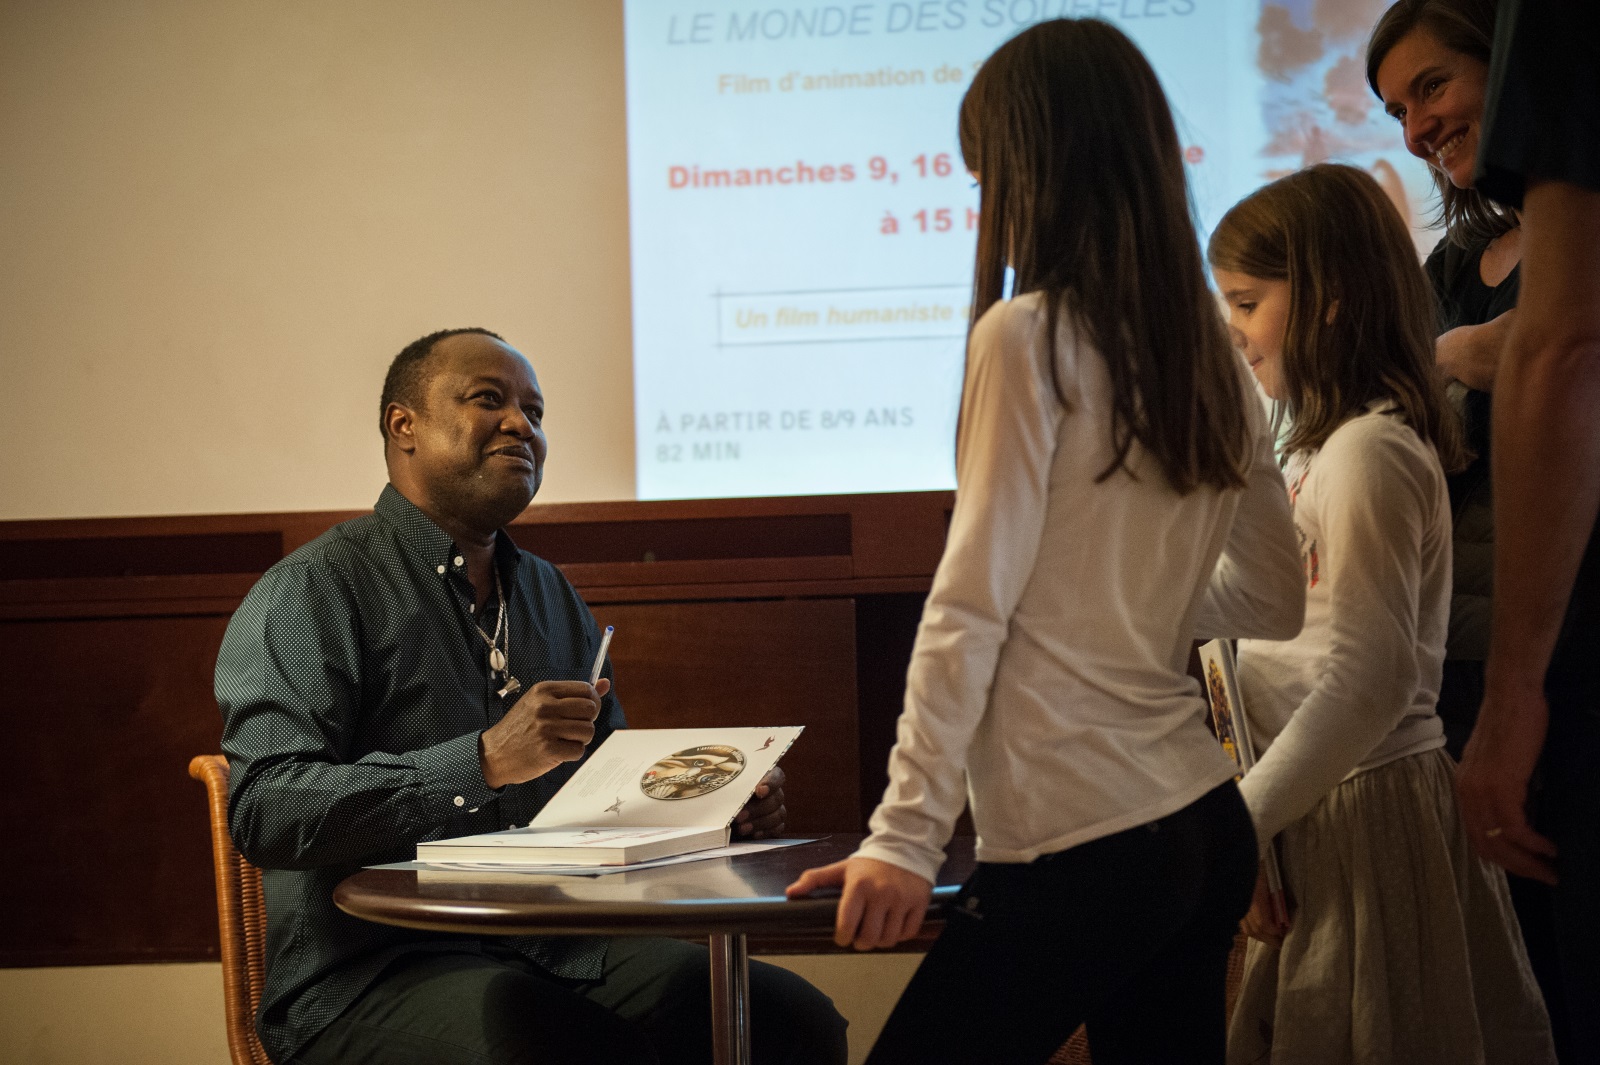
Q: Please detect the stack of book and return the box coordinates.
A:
[417,726,803,868]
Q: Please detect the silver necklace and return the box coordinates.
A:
[470,569,522,699]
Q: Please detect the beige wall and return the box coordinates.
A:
[0,956,922,1065]
[0,0,636,521]
[0,9,927,1058]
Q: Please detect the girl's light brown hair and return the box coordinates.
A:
[1208,164,1466,471]
[958,18,1249,494]
[1365,0,1514,248]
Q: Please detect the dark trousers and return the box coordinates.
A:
[1539,669,1600,1065]
[288,936,847,1065]
[865,781,1257,1065]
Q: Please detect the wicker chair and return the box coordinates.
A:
[189,755,274,1065]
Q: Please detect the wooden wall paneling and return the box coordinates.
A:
[853,594,926,826]
[515,512,852,564]
[0,491,949,967]
[0,532,283,580]
[853,593,973,836]
[848,492,953,578]
[0,615,229,967]
[0,574,261,621]
[591,599,861,834]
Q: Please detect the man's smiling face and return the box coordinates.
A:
[400,332,548,534]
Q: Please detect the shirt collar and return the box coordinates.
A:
[374,484,525,580]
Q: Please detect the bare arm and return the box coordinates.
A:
[1437,308,1516,393]
[1459,180,1600,883]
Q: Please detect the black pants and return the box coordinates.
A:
[288,937,847,1065]
[866,781,1257,1065]
[1540,667,1600,1065]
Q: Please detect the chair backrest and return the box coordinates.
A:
[189,754,275,1065]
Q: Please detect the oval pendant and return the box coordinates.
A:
[489,647,507,672]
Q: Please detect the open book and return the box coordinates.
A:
[417,726,803,867]
[1198,640,1289,926]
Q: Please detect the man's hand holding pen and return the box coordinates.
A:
[479,679,607,789]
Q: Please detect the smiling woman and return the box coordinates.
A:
[1367,0,1514,248]
[1373,29,1487,189]
[1366,0,1522,757]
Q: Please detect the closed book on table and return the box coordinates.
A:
[417,726,803,868]
[417,824,731,866]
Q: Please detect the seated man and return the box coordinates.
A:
[216,327,847,1065]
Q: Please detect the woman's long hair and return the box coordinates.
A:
[1208,164,1467,471]
[958,18,1249,494]
[1365,0,1515,247]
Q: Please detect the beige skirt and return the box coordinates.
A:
[1227,747,1555,1065]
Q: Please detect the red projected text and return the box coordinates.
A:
[669,160,858,188]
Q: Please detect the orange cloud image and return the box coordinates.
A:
[1324,54,1372,125]
[1258,4,1324,81]
[1312,0,1389,41]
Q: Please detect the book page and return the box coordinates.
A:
[1199,639,1251,773]
[1198,639,1288,921]
[388,838,814,879]
[531,726,803,830]
[445,826,713,850]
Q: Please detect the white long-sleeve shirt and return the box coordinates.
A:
[855,293,1305,885]
[1235,404,1450,842]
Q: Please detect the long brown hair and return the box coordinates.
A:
[1208,164,1467,471]
[958,18,1248,494]
[1365,0,1515,247]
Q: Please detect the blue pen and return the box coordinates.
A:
[589,626,614,686]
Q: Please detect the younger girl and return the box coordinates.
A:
[1208,163,1553,1065]
[788,19,1305,1065]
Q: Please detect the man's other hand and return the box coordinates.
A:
[1458,680,1559,884]
[479,678,607,789]
[734,766,786,838]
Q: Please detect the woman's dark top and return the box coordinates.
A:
[1423,235,1519,755]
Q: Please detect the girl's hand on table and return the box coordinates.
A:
[785,856,933,950]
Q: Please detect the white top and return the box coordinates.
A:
[855,293,1305,885]
[1236,405,1450,843]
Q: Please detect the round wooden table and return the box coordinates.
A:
[336,834,975,1065]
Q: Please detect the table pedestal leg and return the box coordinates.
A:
[709,931,752,1065]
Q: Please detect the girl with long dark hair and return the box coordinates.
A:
[788,19,1305,1064]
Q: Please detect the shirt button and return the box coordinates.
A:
[468,807,479,813]
[436,564,447,575]
[454,555,465,567]
[453,796,465,807]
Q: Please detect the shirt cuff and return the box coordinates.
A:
[406,731,500,815]
[852,837,943,887]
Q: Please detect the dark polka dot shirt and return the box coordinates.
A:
[216,484,624,1063]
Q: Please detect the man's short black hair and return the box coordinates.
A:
[379,327,504,439]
